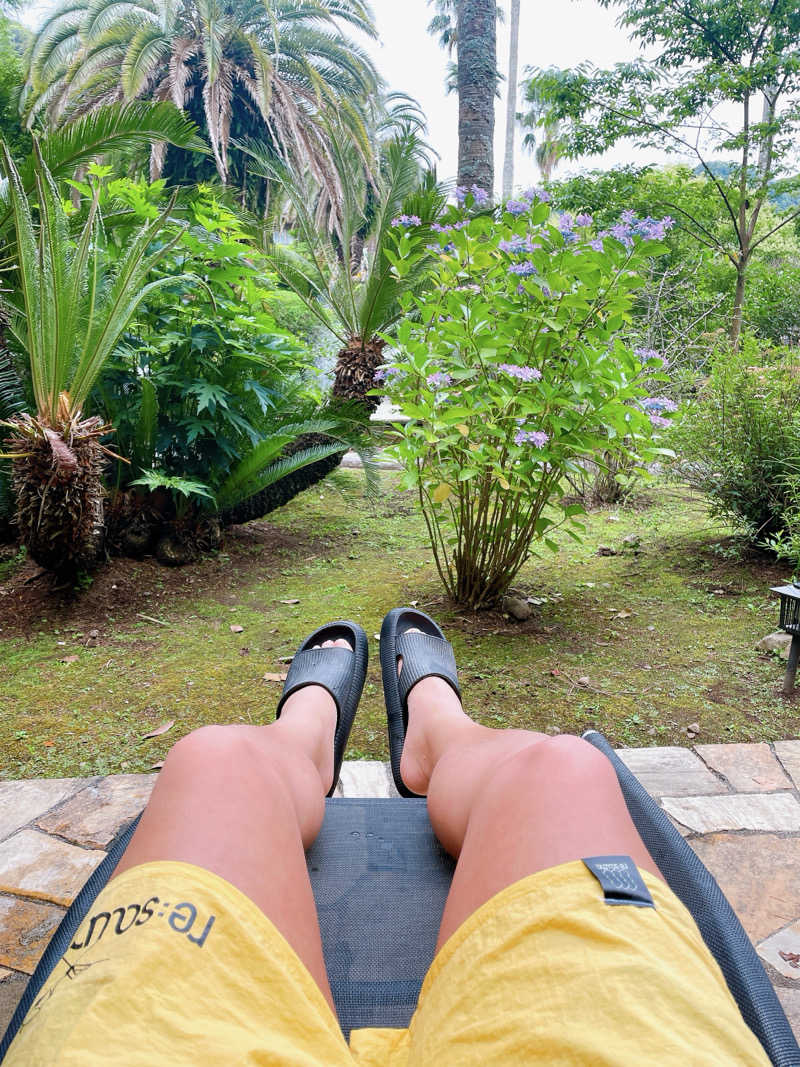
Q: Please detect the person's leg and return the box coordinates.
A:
[397,645,662,950]
[113,638,350,1010]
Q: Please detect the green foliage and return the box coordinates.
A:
[670,337,800,540]
[0,144,185,427]
[0,18,30,161]
[95,182,314,491]
[130,469,215,517]
[381,190,669,609]
[252,127,448,347]
[526,0,800,345]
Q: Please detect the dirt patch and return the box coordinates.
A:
[0,522,328,640]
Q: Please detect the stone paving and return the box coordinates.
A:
[0,743,799,1042]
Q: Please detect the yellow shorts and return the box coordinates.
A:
[5,859,770,1066]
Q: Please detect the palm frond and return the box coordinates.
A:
[216,440,346,511]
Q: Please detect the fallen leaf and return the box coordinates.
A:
[141,720,175,740]
[432,482,452,503]
[60,655,79,664]
[279,599,300,605]
[230,624,244,633]
[279,654,294,663]
[43,740,54,748]
[779,950,800,968]
[578,675,591,686]
[615,611,632,619]
[410,600,419,607]
[263,671,288,682]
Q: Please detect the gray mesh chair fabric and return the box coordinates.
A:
[2,736,798,1063]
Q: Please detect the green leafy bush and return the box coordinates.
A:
[381,190,669,609]
[670,337,800,541]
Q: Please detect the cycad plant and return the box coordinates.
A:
[252,126,448,412]
[0,142,184,575]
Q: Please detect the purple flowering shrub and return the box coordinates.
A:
[377,188,672,609]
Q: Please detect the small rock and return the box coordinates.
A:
[230,624,244,633]
[502,595,532,621]
[647,727,657,737]
[546,725,560,735]
[597,545,617,556]
[756,632,793,660]
[686,722,700,738]
[87,629,100,639]
[622,533,641,549]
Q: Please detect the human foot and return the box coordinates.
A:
[276,621,368,797]
[396,630,475,795]
[380,608,472,797]
[278,637,352,793]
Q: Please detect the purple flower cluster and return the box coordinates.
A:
[392,214,422,227]
[499,363,542,382]
[575,212,593,227]
[589,238,604,252]
[601,213,676,249]
[373,365,405,384]
[508,260,537,277]
[557,212,579,244]
[635,347,670,369]
[523,186,550,203]
[455,184,490,206]
[649,414,670,429]
[505,199,530,216]
[498,235,534,254]
[427,371,453,390]
[515,428,550,448]
[641,396,677,414]
[431,220,469,234]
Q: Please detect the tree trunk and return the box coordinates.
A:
[730,259,748,352]
[501,0,520,201]
[456,0,497,196]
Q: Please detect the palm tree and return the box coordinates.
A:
[501,0,520,201]
[455,0,497,195]
[520,68,565,181]
[0,141,187,576]
[250,125,447,411]
[23,0,379,195]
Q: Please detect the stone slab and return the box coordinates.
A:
[776,988,800,1041]
[337,761,396,799]
[0,966,11,982]
[774,741,800,790]
[690,834,800,943]
[0,896,64,974]
[616,747,727,797]
[0,830,105,906]
[0,972,27,1035]
[0,779,83,843]
[37,774,156,849]
[663,792,800,833]
[757,921,800,980]
[695,742,792,792]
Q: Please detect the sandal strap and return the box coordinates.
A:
[396,631,460,709]
[276,646,352,718]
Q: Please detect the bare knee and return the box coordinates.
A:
[487,734,617,801]
[165,725,254,770]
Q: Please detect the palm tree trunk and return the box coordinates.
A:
[456,0,497,196]
[501,0,520,202]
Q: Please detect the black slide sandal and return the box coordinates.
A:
[380,607,461,798]
[277,620,368,797]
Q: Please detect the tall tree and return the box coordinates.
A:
[455,0,497,195]
[519,68,565,180]
[23,0,378,196]
[527,0,800,350]
[501,0,520,200]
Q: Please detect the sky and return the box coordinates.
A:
[19,0,690,188]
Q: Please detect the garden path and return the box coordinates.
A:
[0,742,798,1042]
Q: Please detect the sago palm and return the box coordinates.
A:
[252,126,448,411]
[0,141,185,575]
[23,0,378,194]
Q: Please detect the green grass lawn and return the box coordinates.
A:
[1,470,798,781]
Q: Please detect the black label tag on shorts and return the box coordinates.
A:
[583,855,655,908]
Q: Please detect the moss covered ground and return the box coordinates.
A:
[1,470,798,781]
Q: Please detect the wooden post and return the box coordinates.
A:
[783,635,800,696]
